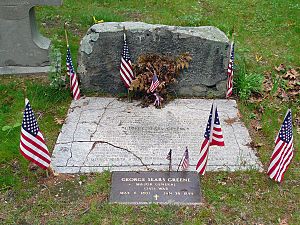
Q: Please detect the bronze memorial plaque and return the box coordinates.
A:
[110,171,201,205]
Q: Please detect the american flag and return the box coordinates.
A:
[267,109,294,182]
[120,33,134,88]
[196,104,225,175]
[19,99,51,170]
[166,149,172,161]
[149,72,159,93]
[181,147,189,170]
[226,42,235,98]
[66,46,81,100]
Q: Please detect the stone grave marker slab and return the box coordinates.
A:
[110,171,201,205]
[51,97,262,173]
[0,0,62,74]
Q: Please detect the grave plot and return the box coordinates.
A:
[51,97,262,173]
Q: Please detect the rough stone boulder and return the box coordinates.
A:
[78,22,230,97]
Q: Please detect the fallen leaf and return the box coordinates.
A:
[254,143,263,148]
[249,96,263,103]
[279,218,289,225]
[224,117,238,125]
[255,54,263,62]
[275,64,286,72]
[288,90,300,97]
[295,115,300,127]
[55,118,64,125]
[255,126,262,131]
[283,69,298,80]
[290,68,299,76]
[288,80,297,86]
[287,21,296,27]
[237,110,243,119]
[92,16,104,24]
[220,195,226,200]
[258,105,264,113]
[28,162,38,171]
[281,91,289,101]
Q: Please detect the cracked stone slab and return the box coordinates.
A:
[51,97,262,173]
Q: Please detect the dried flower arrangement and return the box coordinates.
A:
[129,53,192,107]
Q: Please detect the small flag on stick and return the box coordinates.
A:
[177,147,189,171]
[182,147,189,170]
[120,29,134,88]
[226,41,235,98]
[267,109,294,183]
[196,104,225,175]
[66,47,81,100]
[65,23,80,100]
[149,72,160,93]
[19,99,51,170]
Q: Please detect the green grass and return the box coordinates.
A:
[36,0,300,72]
[234,57,265,100]
[0,77,71,189]
[0,0,299,224]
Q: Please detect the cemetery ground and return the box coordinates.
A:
[0,0,299,224]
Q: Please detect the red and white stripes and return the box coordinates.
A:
[120,57,134,88]
[226,42,234,98]
[66,46,81,100]
[19,99,51,170]
[267,109,294,182]
[120,33,134,88]
[20,129,51,169]
[196,104,225,175]
[70,70,80,100]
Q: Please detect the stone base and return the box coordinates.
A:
[0,66,51,75]
[51,97,262,174]
[0,49,61,75]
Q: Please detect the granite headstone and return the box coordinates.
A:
[0,0,62,75]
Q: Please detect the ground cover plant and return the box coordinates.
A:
[0,0,299,224]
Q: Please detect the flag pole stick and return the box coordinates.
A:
[64,22,69,47]
[176,159,182,172]
[168,149,172,172]
[232,26,235,43]
[226,28,234,100]
[209,103,216,144]
[123,26,126,42]
[177,153,184,172]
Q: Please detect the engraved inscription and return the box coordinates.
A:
[110,171,201,205]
